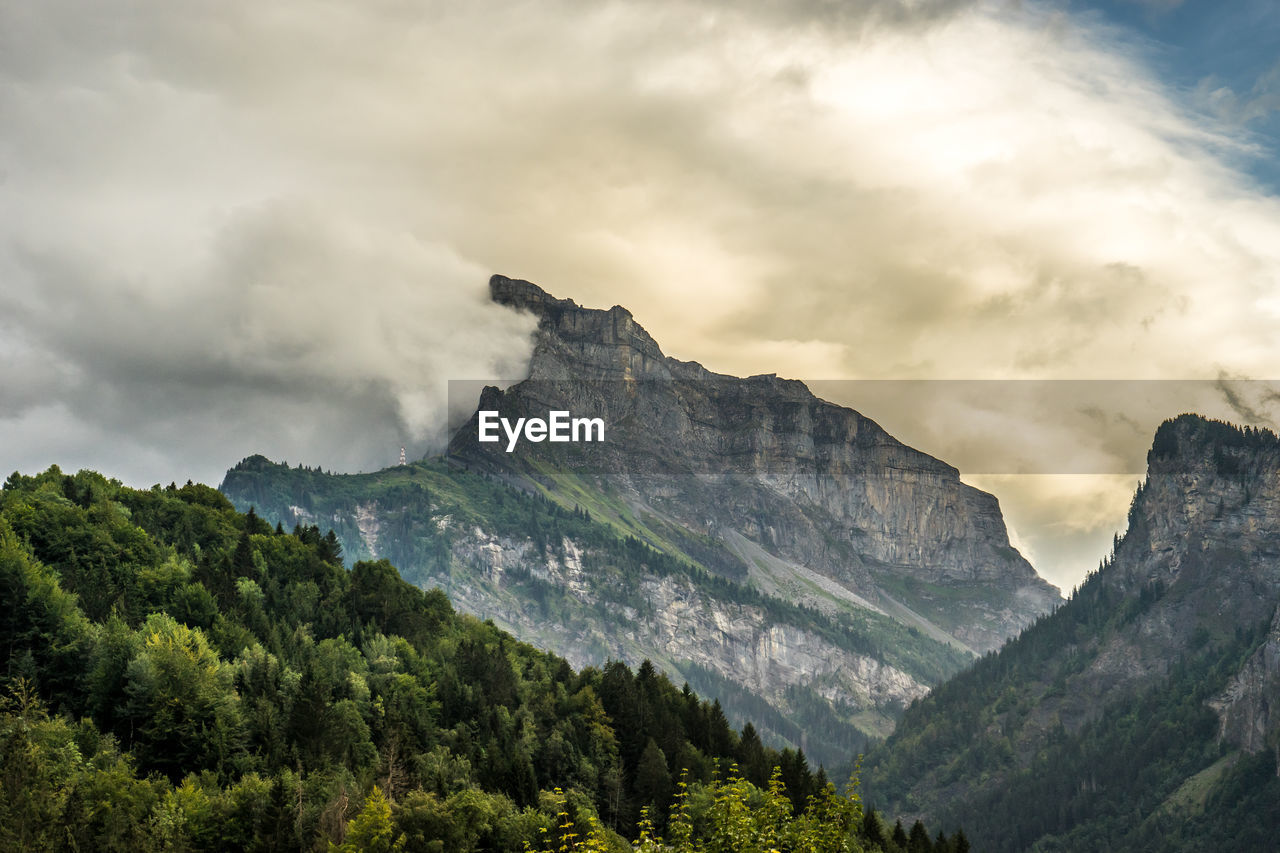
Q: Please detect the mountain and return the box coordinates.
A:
[864,414,1280,852]
[2,464,952,852]
[455,276,1058,655]
[221,275,1057,768]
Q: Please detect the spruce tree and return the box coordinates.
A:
[634,738,672,815]
[892,819,909,850]
[908,819,933,852]
[862,805,887,848]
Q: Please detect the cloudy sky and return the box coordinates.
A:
[3,0,1279,590]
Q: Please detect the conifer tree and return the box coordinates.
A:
[892,818,909,850]
[908,818,933,852]
[634,738,672,816]
[863,805,888,848]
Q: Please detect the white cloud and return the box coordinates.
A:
[963,473,1140,592]
[2,0,1279,585]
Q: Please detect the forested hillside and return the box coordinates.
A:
[865,415,1280,852]
[0,465,963,851]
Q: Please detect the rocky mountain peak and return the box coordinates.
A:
[1100,413,1280,645]
[452,276,1059,653]
[1124,415,1280,556]
[490,274,576,313]
[489,274,666,381]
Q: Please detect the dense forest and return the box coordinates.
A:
[0,465,964,851]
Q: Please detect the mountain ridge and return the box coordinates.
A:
[222,273,1059,768]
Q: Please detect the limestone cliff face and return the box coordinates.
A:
[1212,607,1280,755]
[1001,416,1280,749]
[439,528,926,730]
[1086,416,1280,691]
[451,275,1059,653]
[1114,417,1280,761]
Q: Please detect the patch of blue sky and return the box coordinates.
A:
[1070,0,1280,191]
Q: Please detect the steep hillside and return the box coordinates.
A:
[864,414,1280,852]
[220,455,969,770]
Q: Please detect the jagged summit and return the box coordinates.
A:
[491,273,638,322]
[452,275,1060,653]
[488,275,827,394]
[487,274,668,382]
[1112,412,1280,600]
[491,273,577,313]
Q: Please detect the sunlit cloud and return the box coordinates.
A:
[2,0,1278,585]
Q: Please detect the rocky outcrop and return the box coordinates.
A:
[431,526,925,757]
[450,275,1059,652]
[1212,607,1280,755]
[1086,416,1280,690]
[446,528,924,712]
